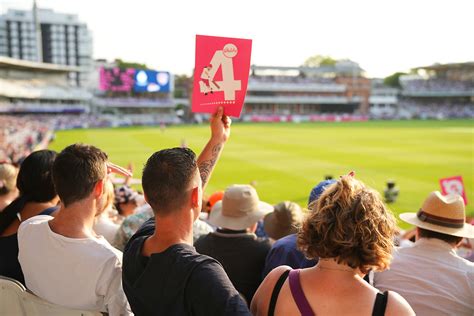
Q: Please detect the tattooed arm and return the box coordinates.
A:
[197,107,231,191]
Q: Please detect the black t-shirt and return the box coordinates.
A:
[122,218,250,316]
[194,230,272,304]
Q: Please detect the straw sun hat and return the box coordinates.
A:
[400,191,474,238]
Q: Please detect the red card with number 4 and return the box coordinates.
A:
[192,35,252,118]
[439,176,467,205]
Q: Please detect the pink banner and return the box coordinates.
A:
[439,175,467,205]
[192,35,252,118]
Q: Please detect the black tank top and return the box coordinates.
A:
[268,269,389,316]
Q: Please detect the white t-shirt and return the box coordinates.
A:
[18,215,132,315]
[94,212,120,244]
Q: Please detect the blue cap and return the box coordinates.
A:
[308,179,337,206]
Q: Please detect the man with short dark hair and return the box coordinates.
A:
[18,144,132,315]
[123,107,250,315]
[374,191,474,315]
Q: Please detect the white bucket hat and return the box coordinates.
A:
[208,184,273,230]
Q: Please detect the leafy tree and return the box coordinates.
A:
[174,74,190,86]
[303,55,337,67]
[383,72,407,88]
[173,74,191,98]
[115,58,149,70]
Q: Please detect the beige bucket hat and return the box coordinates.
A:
[208,184,273,230]
[400,191,474,238]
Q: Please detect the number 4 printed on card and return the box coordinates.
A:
[199,43,242,100]
[192,35,252,117]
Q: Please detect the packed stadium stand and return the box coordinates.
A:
[0,56,182,128]
[243,61,370,122]
[0,56,91,163]
[0,56,91,114]
[245,62,474,121]
[1,55,472,131]
[397,62,474,119]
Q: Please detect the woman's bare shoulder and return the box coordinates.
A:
[385,290,415,316]
[251,265,292,316]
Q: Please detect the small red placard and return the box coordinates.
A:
[440,176,467,205]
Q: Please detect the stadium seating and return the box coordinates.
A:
[0,276,101,316]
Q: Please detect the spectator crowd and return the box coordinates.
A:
[370,101,474,120]
[401,79,474,93]
[0,107,473,316]
[0,116,51,165]
[397,101,474,120]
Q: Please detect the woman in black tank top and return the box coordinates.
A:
[251,175,414,316]
[267,268,389,316]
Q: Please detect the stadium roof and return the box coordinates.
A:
[413,62,474,71]
[0,56,82,73]
[0,78,92,100]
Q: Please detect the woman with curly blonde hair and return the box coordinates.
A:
[251,175,414,316]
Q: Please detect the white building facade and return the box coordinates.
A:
[0,8,92,85]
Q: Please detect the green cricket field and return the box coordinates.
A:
[49,120,474,228]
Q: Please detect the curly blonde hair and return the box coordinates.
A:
[0,163,17,195]
[298,176,396,274]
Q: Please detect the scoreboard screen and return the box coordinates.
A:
[134,70,171,93]
[99,67,171,93]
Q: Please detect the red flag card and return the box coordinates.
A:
[192,35,252,118]
[439,176,468,205]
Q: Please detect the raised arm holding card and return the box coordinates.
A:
[122,107,250,315]
[197,106,231,190]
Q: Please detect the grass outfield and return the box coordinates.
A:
[49,120,474,228]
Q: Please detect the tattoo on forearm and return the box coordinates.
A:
[199,143,222,186]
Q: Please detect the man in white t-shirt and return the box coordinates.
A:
[18,144,132,315]
[374,192,474,316]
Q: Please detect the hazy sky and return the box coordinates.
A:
[1,0,473,78]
